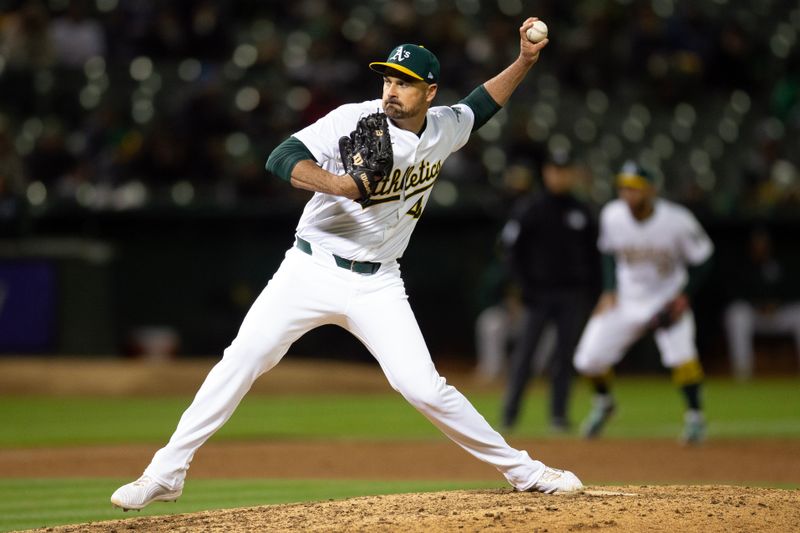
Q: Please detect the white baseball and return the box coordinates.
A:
[525,20,548,43]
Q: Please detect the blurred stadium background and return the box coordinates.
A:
[1,0,799,375]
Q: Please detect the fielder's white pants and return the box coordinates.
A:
[724,300,800,380]
[474,305,512,379]
[474,305,555,380]
[144,244,546,491]
[573,298,698,376]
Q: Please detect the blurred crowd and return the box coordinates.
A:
[1,0,799,221]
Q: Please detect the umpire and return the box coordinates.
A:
[501,149,599,432]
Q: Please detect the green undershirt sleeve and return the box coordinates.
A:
[602,253,617,292]
[265,136,316,182]
[459,85,502,132]
[685,255,713,297]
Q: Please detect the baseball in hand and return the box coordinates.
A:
[526,20,548,43]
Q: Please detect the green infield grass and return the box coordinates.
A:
[1,377,798,447]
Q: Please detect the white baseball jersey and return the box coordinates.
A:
[599,198,713,309]
[292,99,475,263]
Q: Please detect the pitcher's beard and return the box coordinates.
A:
[383,101,407,119]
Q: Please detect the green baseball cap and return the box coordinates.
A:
[369,44,440,84]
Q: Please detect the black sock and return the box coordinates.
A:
[681,383,702,411]
[591,376,610,396]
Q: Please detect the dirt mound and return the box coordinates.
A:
[27,486,799,532]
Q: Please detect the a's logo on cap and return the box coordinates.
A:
[388,45,411,62]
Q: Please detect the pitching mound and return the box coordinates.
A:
[31,485,799,532]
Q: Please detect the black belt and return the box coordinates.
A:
[295,237,381,275]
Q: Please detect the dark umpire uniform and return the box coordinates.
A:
[501,151,599,431]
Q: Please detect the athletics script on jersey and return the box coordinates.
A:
[367,159,443,205]
[618,246,677,276]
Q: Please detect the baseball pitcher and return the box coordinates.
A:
[573,161,714,444]
[111,18,582,512]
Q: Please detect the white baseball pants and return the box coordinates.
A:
[573,298,698,376]
[144,243,545,491]
[724,300,800,379]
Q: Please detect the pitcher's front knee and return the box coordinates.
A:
[400,377,454,414]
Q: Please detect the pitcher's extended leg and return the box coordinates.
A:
[346,275,579,492]
[144,250,331,490]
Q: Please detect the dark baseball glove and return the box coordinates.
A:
[648,306,676,330]
[648,294,690,330]
[339,112,393,206]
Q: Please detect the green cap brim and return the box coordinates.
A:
[369,62,425,82]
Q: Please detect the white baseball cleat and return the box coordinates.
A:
[581,395,616,439]
[110,475,182,511]
[528,466,584,494]
[681,409,706,445]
